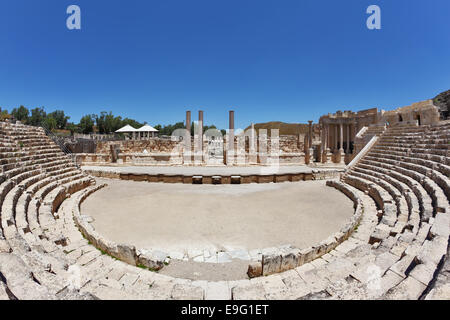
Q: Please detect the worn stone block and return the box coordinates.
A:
[275,174,289,183]
[232,283,266,300]
[202,176,213,184]
[262,254,282,276]
[257,175,274,183]
[280,249,300,272]
[247,262,263,278]
[298,247,314,266]
[384,276,427,300]
[171,284,204,300]
[114,244,137,265]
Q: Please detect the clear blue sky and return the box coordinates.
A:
[0,0,449,130]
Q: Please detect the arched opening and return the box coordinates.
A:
[398,114,403,122]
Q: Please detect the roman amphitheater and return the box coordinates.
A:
[0,98,449,300]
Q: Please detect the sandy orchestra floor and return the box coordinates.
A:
[82,179,353,254]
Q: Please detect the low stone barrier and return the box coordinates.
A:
[247,180,363,277]
[83,169,342,185]
[72,184,169,271]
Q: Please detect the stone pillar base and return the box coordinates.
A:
[339,149,345,164]
[322,148,331,163]
[309,148,314,163]
[305,148,314,164]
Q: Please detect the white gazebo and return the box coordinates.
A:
[136,124,159,139]
[115,124,159,140]
[115,124,138,140]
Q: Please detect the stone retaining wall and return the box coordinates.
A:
[72,184,169,271]
[83,169,343,184]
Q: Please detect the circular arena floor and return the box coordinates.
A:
[81,178,353,280]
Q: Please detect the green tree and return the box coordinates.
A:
[0,108,10,121]
[95,111,141,134]
[29,107,47,126]
[66,123,80,135]
[156,121,185,136]
[11,105,29,123]
[48,110,70,129]
[79,114,95,134]
[95,111,115,134]
[121,117,143,130]
[42,116,57,131]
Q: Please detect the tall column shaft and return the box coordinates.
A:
[198,110,204,153]
[339,123,344,151]
[335,124,338,150]
[186,111,191,135]
[320,125,325,151]
[346,124,350,153]
[327,124,331,150]
[229,110,235,149]
[308,120,313,148]
[229,110,235,131]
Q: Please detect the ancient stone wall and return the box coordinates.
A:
[95,139,181,154]
[75,134,309,166]
[279,135,303,153]
[382,99,441,126]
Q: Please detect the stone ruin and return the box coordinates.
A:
[0,96,449,300]
[74,99,445,168]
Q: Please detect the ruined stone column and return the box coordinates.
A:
[199,110,203,143]
[325,123,332,163]
[308,120,313,148]
[320,124,325,153]
[183,111,192,165]
[225,110,235,166]
[351,122,357,153]
[196,110,204,164]
[229,110,235,150]
[339,123,345,164]
[346,123,350,153]
[327,124,331,152]
[251,122,255,148]
[321,124,326,150]
[186,111,191,135]
[249,122,257,164]
[335,124,338,150]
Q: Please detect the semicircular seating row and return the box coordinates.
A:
[0,121,448,300]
